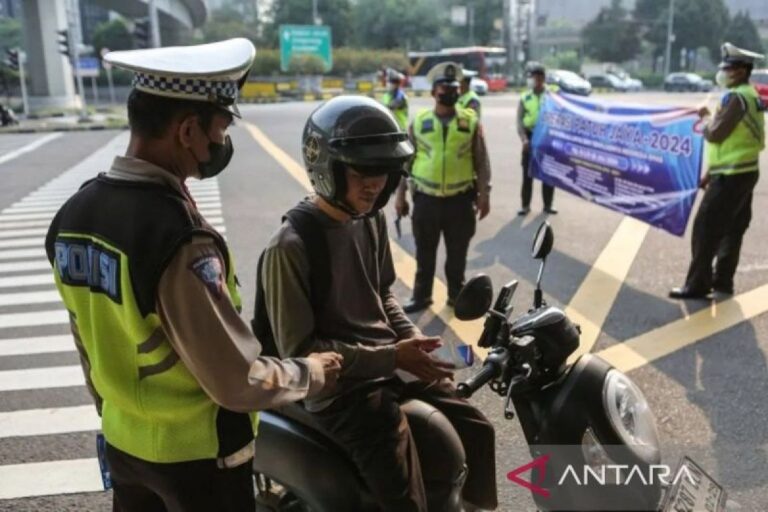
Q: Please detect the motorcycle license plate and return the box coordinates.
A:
[661,457,726,512]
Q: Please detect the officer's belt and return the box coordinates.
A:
[709,159,759,175]
[411,176,474,197]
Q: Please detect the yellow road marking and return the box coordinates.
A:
[567,217,649,363]
[596,283,768,373]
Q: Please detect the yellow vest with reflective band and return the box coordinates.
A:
[458,90,481,115]
[706,84,765,176]
[522,85,558,130]
[381,90,409,130]
[46,176,256,464]
[411,108,478,197]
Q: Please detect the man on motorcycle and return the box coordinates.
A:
[260,96,498,512]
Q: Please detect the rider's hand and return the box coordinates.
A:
[307,352,343,392]
[395,337,454,382]
[395,194,410,217]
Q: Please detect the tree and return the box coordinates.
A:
[581,0,641,63]
[92,19,133,56]
[351,0,442,50]
[199,6,259,44]
[263,0,352,47]
[635,0,730,71]
[724,11,764,55]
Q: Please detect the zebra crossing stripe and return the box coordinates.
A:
[0,260,50,273]
[0,405,98,438]
[0,238,44,249]
[0,334,72,357]
[0,274,54,288]
[0,309,69,329]
[0,220,54,229]
[0,365,84,392]
[0,458,103,499]
[0,248,45,261]
[0,290,61,307]
[0,212,56,222]
[0,228,47,239]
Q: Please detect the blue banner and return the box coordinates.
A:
[530,93,704,236]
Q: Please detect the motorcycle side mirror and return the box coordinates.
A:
[531,221,554,260]
[454,274,494,321]
[531,222,554,308]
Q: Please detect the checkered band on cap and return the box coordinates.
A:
[132,72,238,104]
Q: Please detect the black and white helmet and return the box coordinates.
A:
[301,95,414,215]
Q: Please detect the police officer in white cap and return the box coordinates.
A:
[45,38,341,511]
[395,61,492,313]
[381,68,409,130]
[670,42,765,299]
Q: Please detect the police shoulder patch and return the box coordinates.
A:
[421,118,434,133]
[190,255,225,299]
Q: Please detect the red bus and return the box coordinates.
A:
[407,46,508,92]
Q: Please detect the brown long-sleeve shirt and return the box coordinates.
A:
[702,91,748,144]
[263,199,420,411]
[106,157,325,414]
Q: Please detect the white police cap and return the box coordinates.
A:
[462,69,478,81]
[427,61,463,87]
[387,68,405,83]
[719,42,765,69]
[103,38,256,117]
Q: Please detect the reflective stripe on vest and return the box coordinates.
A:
[411,109,477,197]
[706,84,765,176]
[381,91,409,130]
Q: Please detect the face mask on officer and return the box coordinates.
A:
[526,77,536,88]
[181,113,235,180]
[434,84,460,107]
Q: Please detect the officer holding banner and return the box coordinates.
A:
[670,42,765,299]
[517,62,558,215]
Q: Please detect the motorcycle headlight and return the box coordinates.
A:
[602,370,660,464]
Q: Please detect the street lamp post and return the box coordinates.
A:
[663,0,675,77]
[149,0,161,48]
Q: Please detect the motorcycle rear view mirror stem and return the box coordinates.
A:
[532,221,554,309]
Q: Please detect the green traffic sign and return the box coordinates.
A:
[279,25,333,73]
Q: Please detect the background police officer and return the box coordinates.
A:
[381,68,409,130]
[395,62,492,313]
[670,42,765,299]
[517,62,558,215]
[458,69,482,117]
[45,39,341,511]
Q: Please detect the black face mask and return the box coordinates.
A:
[437,91,459,107]
[196,135,234,179]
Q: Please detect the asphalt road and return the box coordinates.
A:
[0,91,766,511]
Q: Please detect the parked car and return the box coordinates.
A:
[751,69,768,107]
[588,73,629,92]
[611,71,643,91]
[664,72,713,92]
[471,77,489,95]
[546,69,592,96]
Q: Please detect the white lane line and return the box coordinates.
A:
[0,309,68,329]
[0,238,44,249]
[0,260,50,273]
[0,290,61,307]
[0,220,53,229]
[0,405,97,438]
[0,334,72,357]
[0,212,55,221]
[0,248,45,261]
[0,458,103,499]
[0,228,47,239]
[0,273,53,288]
[0,365,83,392]
[2,206,60,214]
[0,133,63,167]
[199,208,222,215]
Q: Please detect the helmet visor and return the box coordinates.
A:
[329,132,414,171]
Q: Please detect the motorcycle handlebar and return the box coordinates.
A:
[456,361,502,398]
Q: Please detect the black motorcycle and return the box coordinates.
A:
[253,222,730,512]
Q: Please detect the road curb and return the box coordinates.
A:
[0,123,129,134]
